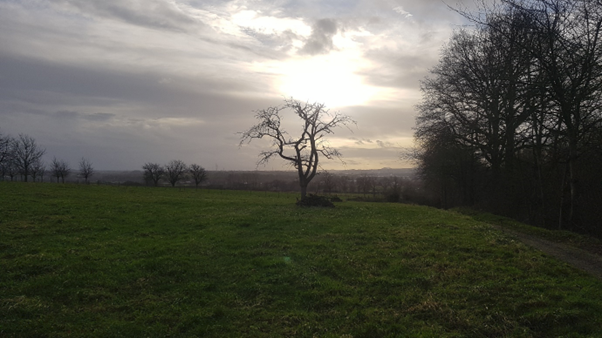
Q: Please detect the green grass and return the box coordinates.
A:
[454,207,602,255]
[1,182,602,337]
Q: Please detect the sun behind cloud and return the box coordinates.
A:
[275,52,378,107]
[253,43,386,108]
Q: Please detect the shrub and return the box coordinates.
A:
[385,191,400,203]
[330,195,343,202]
[296,194,335,208]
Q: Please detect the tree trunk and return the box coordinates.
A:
[559,162,569,230]
[300,184,308,199]
[567,139,580,230]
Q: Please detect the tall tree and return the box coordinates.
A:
[240,98,354,199]
[415,0,602,234]
[418,20,538,210]
[464,0,602,228]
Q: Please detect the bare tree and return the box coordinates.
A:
[165,160,188,187]
[30,159,46,182]
[51,158,70,183]
[60,159,71,183]
[336,175,351,193]
[189,164,207,188]
[4,160,18,181]
[79,157,94,184]
[240,98,355,199]
[354,175,373,197]
[50,158,59,183]
[0,133,14,181]
[0,133,13,168]
[451,0,602,229]
[517,0,602,230]
[320,171,337,194]
[12,134,46,182]
[381,176,403,202]
[142,163,164,186]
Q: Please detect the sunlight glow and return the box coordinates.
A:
[273,52,379,107]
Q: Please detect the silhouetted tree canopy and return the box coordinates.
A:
[12,134,45,182]
[142,163,164,186]
[415,0,602,235]
[165,160,187,187]
[189,164,207,188]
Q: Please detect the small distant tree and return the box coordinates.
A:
[321,171,337,194]
[51,158,61,183]
[356,175,375,197]
[142,163,164,186]
[336,175,351,193]
[61,164,71,183]
[239,98,355,199]
[0,134,14,181]
[12,134,45,182]
[165,160,187,187]
[381,176,402,202]
[0,133,13,175]
[79,157,94,184]
[30,159,46,182]
[51,158,70,183]
[5,161,18,181]
[189,164,207,188]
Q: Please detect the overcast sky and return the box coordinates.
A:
[0,0,474,171]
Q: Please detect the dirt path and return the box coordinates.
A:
[495,226,602,281]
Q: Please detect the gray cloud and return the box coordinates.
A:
[376,139,397,148]
[53,111,115,122]
[299,18,339,55]
[0,53,268,116]
[0,0,469,170]
[54,110,80,120]
[0,49,280,170]
[344,105,416,136]
[50,0,204,32]
[241,28,301,54]
[360,50,437,89]
[353,138,376,145]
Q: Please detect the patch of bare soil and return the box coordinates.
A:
[496,226,602,281]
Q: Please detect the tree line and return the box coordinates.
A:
[201,170,419,201]
[413,0,602,235]
[142,161,207,188]
[0,132,95,183]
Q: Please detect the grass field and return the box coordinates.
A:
[1,182,602,337]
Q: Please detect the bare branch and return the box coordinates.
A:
[239,98,355,198]
[79,157,94,183]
